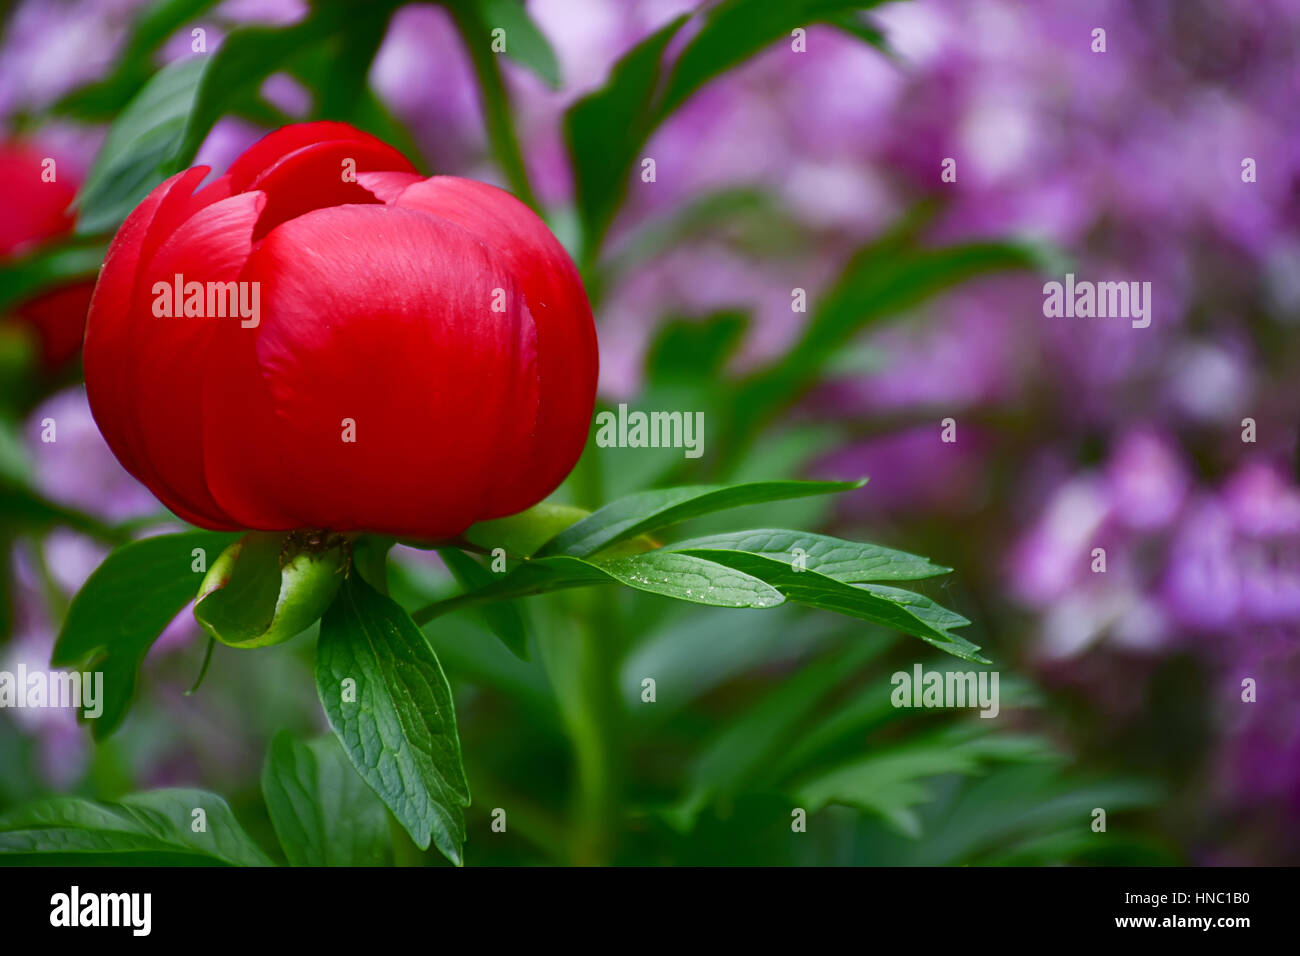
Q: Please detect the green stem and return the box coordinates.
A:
[565,449,622,865]
[3,482,133,547]
[448,3,541,212]
[567,589,623,865]
[411,578,587,625]
[184,637,217,696]
[23,534,69,622]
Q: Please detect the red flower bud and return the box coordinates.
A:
[0,141,95,371]
[83,122,598,538]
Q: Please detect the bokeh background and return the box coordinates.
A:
[1,0,1298,865]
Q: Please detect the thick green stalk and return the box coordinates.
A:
[557,450,623,865]
[570,588,622,865]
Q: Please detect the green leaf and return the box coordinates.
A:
[565,14,689,260]
[795,732,1057,838]
[800,239,1045,370]
[475,0,562,87]
[666,529,950,582]
[567,2,896,261]
[656,1,891,119]
[414,551,784,625]
[74,56,207,236]
[448,2,539,209]
[825,10,892,55]
[283,13,422,158]
[765,664,1044,787]
[899,764,1160,865]
[0,530,13,646]
[538,479,865,557]
[389,559,558,723]
[643,310,749,385]
[52,0,223,120]
[261,730,390,866]
[459,501,590,558]
[598,193,795,306]
[0,477,131,545]
[73,2,402,235]
[702,217,1051,472]
[671,549,986,662]
[315,572,470,865]
[859,582,970,634]
[766,672,903,779]
[413,555,601,624]
[0,789,273,865]
[599,551,785,608]
[308,7,395,120]
[676,643,877,822]
[727,235,1046,450]
[51,531,239,738]
[0,415,32,487]
[437,547,529,660]
[620,604,851,724]
[175,9,352,167]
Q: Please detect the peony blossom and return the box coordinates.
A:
[83,121,597,538]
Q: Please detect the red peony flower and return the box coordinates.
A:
[83,121,598,538]
[0,141,95,371]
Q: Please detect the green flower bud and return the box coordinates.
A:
[195,531,347,648]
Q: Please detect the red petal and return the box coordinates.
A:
[85,169,206,503]
[11,281,95,369]
[247,139,418,240]
[390,176,598,516]
[204,204,540,537]
[227,121,414,193]
[356,170,424,203]
[0,142,77,257]
[123,190,267,528]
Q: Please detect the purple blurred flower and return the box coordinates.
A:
[0,0,143,115]
[1162,464,1300,632]
[1105,428,1189,531]
[820,423,992,516]
[2,556,89,788]
[27,386,159,521]
[834,287,1026,413]
[1161,497,1242,631]
[1007,474,1111,607]
[370,4,483,173]
[193,115,264,183]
